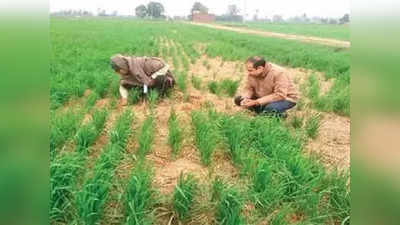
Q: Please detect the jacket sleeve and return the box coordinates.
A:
[241,78,255,99]
[256,72,288,105]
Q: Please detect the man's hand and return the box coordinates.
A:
[119,98,128,107]
[241,99,259,108]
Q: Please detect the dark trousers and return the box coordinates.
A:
[234,96,296,115]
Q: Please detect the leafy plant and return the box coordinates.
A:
[125,164,153,225]
[191,111,218,165]
[129,88,141,105]
[191,75,202,90]
[168,110,182,157]
[173,173,198,221]
[137,115,155,158]
[305,113,321,139]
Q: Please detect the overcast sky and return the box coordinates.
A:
[50,0,349,19]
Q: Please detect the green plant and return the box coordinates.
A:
[173,173,198,221]
[207,81,219,95]
[216,185,244,225]
[92,108,108,132]
[125,164,153,225]
[137,115,155,158]
[147,89,159,108]
[129,88,141,105]
[168,110,182,157]
[305,113,321,139]
[191,75,202,90]
[110,110,133,146]
[76,110,133,225]
[50,109,83,158]
[50,152,82,221]
[85,92,99,110]
[94,73,110,98]
[220,79,239,97]
[176,71,187,93]
[290,115,304,129]
[191,111,218,165]
[75,124,97,154]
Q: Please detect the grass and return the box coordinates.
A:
[305,113,321,139]
[176,71,187,93]
[191,75,202,90]
[290,115,304,129]
[307,73,350,116]
[207,79,239,97]
[207,81,219,95]
[147,89,159,108]
[215,183,244,225]
[129,88,141,105]
[191,111,218,165]
[50,108,109,222]
[94,73,110,98]
[168,110,182,157]
[50,109,83,158]
[50,152,82,221]
[74,124,97,154]
[85,91,99,110]
[76,110,133,225]
[137,115,155,159]
[173,173,198,221]
[125,163,154,225]
[220,79,240,97]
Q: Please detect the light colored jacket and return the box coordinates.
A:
[242,63,298,105]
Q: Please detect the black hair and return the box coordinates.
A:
[246,56,266,68]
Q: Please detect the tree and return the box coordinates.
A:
[272,14,284,23]
[227,4,239,16]
[191,2,208,14]
[147,1,164,18]
[339,13,350,24]
[135,4,148,18]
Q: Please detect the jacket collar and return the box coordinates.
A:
[259,63,272,78]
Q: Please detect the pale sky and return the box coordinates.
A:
[50,0,349,19]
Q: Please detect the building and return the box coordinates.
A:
[192,11,215,23]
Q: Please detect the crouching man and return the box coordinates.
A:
[110,54,175,106]
[234,56,298,117]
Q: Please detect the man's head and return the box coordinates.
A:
[110,54,129,75]
[246,56,266,77]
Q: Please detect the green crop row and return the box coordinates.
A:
[50,107,110,221]
[76,110,133,225]
[198,110,350,224]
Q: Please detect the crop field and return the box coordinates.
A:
[217,22,350,41]
[50,18,350,225]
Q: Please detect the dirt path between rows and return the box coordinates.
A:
[187,22,350,48]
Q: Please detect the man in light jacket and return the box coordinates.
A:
[234,56,298,117]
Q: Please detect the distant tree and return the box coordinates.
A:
[339,13,350,24]
[272,14,284,23]
[135,4,148,18]
[253,9,259,21]
[227,4,240,16]
[328,18,338,24]
[147,1,165,18]
[191,2,208,14]
[111,10,118,16]
[97,8,107,16]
